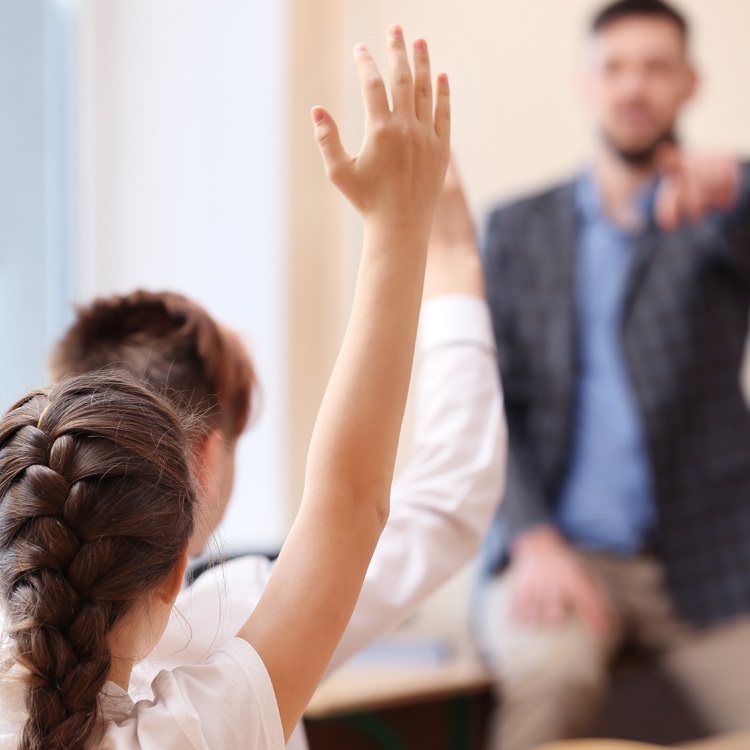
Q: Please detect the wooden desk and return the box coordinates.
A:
[536,732,750,750]
[305,658,493,750]
[306,658,493,719]
[307,662,750,750]
[682,732,750,750]
[537,743,664,750]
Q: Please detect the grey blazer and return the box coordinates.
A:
[482,165,750,627]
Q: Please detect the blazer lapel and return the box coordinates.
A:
[623,218,662,321]
[548,182,580,418]
[554,181,579,346]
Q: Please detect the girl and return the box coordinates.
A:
[0,26,450,750]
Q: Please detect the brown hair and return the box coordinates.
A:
[0,372,197,750]
[49,290,257,441]
[591,0,689,41]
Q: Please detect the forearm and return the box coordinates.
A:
[326,297,504,671]
[423,241,484,298]
[242,224,429,734]
[423,161,484,299]
[304,222,429,515]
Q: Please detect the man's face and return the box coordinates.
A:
[582,16,696,163]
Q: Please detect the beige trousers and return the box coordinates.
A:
[473,552,750,750]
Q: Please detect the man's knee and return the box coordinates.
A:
[481,622,610,702]
[500,628,609,698]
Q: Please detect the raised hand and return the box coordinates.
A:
[312,25,451,240]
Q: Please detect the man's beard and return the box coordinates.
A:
[602,129,677,167]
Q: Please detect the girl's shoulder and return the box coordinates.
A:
[109,638,285,750]
[2,640,285,750]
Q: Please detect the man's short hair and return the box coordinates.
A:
[591,0,689,41]
[49,290,256,441]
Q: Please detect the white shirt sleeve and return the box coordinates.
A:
[105,639,284,750]
[325,294,506,673]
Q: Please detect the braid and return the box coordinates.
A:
[5,435,112,750]
[0,374,197,750]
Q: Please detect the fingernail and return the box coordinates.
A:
[414,38,427,52]
[354,42,367,55]
[438,72,450,92]
[312,107,325,124]
[390,25,403,38]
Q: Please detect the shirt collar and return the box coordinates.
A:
[101,681,136,723]
[576,169,658,229]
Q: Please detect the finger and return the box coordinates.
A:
[684,172,706,223]
[655,178,680,231]
[545,592,566,627]
[510,579,532,623]
[311,106,351,181]
[353,43,389,121]
[575,594,605,635]
[700,162,724,212]
[512,577,541,625]
[714,159,741,212]
[386,25,413,116]
[412,38,433,123]
[575,584,611,636]
[537,587,560,627]
[532,580,558,628]
[433,73,451,144]
[713,163,736,211]
[523,583,544,626]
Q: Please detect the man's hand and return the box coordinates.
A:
[424,160,484,298]
[655,146,741,231]
[509,526,614,636]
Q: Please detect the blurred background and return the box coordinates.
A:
[1,3,750,744]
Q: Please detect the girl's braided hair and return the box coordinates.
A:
[0,372,197,750]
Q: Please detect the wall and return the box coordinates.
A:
[0,0,75,408]
[75,0,288,552]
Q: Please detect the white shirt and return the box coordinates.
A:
[0,639,284,749]
[134,295,505,749]
[0,295,505,750]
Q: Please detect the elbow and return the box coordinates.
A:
[374,492,391,530]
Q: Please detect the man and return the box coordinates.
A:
[49,166,505,750]
[473,1,750,748]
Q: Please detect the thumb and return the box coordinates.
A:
[575,584,612,637]
[654,143,684,231]
[311,106,350,181]
[655,177,681,232]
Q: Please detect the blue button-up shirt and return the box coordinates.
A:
[555,172,656,555]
